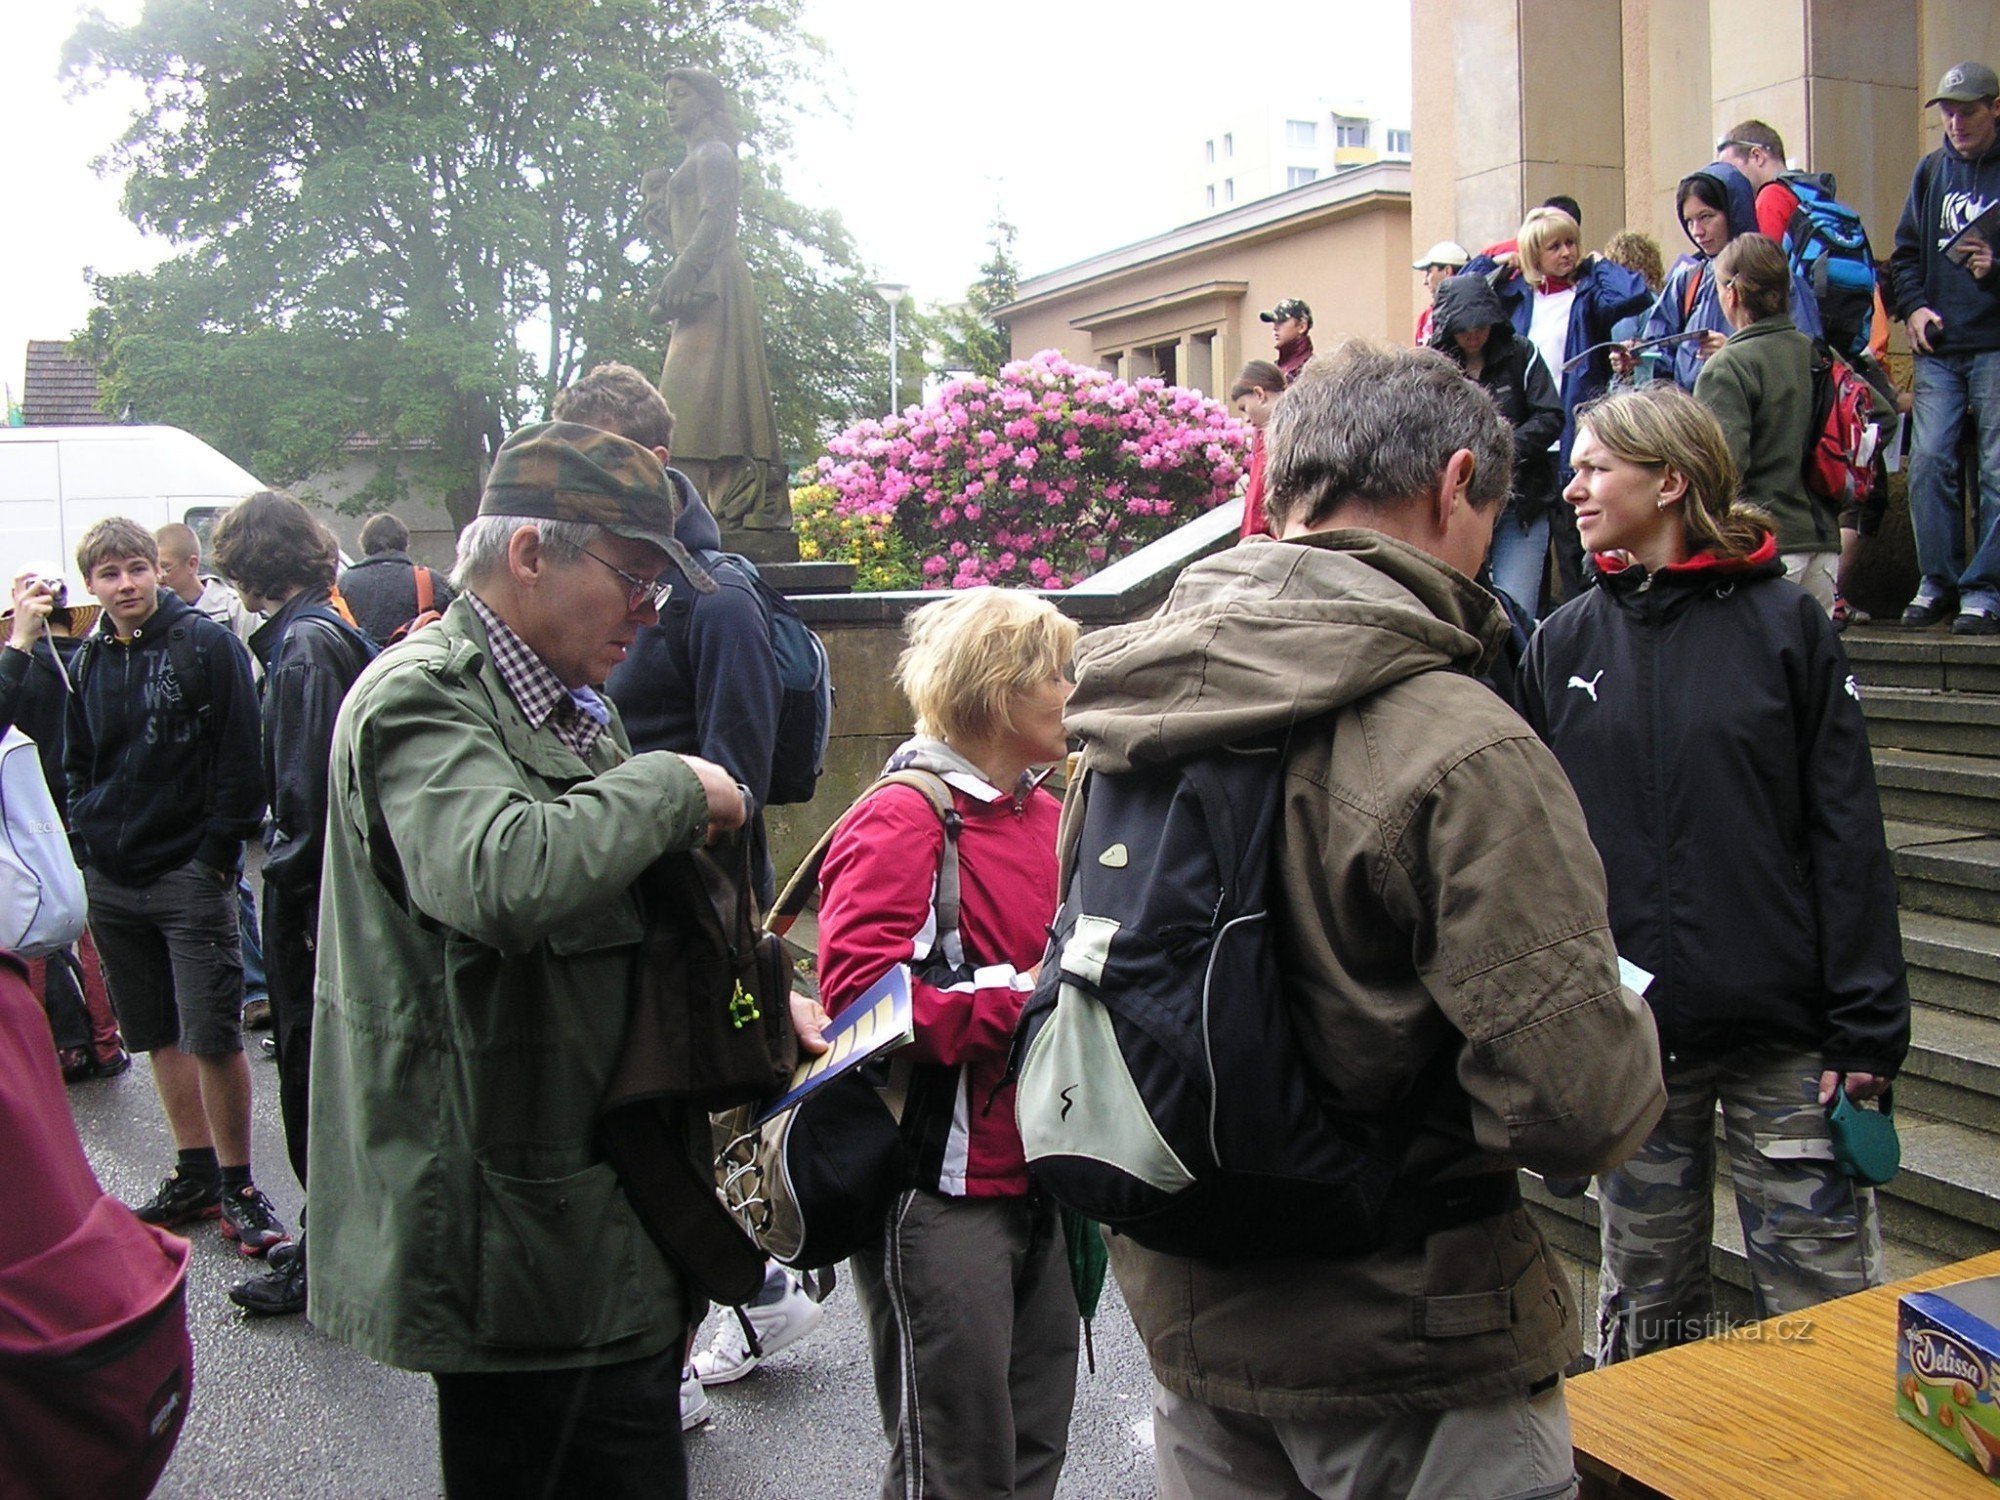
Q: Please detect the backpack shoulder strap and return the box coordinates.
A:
[414,566,434,615]
[1682,261,1703,320]
[166,620,211,716]
[766,770,962,945]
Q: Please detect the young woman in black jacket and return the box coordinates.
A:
[1429,275,1564,618]
[1518,385,1909,1365]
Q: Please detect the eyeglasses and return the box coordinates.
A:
[579,549,672,612]
[1715,138,1765,156]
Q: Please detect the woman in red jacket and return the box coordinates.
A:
[816,587,1079,1500]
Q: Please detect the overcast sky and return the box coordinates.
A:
[0,0,1410,407]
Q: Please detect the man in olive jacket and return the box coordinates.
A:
[308,422,748,1498]
[1064,343,1665,1499]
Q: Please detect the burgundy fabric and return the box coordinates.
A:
[0,949,192,1497]
[32,927,122,1063]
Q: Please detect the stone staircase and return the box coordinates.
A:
[1528,627,2000,1320]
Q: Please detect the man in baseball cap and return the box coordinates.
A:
[308,415,759,1493]
[1890,61,2000,635]
[1412,241,1472,343]
[1259,297,1315,382]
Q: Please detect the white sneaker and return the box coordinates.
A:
[678,1364,710,1431]
[690,1274,825,1385]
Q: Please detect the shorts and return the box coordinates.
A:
[85,860,245,1055]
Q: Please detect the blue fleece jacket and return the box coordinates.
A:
[1639,160,1825,389]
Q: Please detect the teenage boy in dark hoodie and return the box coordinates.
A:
[63,517,284,1260]
[1892,62,2000,636]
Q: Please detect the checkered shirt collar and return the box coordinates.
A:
[465,591,605,759]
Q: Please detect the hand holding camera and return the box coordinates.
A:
[7,571,63,653]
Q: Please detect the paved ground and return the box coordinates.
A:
[69,1047,1161,1498]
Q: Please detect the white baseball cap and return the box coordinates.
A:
[1413,240,1472,270]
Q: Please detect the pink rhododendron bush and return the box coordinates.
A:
[814,350,1249,589]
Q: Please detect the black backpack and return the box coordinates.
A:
[1012,738,1514,1262]
[695,551,833,806]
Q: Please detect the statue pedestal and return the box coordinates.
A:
[719,526,800,565]
[755,560,854,595]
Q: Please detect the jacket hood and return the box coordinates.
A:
[1429,276,1514,345]
[668,468,722,552]
[882,735,1039,804]
[1679,160,1759,250]
[1066,530,1509,773]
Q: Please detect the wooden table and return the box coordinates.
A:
[1569,1248,2000,1499]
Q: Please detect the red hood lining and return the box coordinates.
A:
[1592,530,1778,578]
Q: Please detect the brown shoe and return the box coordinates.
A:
[242,998,273,1030]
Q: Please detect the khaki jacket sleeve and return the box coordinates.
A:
[358,665,710,952]
[1389,730,1665,1175]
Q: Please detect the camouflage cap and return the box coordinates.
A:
[480,420,682,555]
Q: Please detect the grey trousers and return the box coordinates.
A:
[1152,1380,1578,1500]
[850,1189,1078,1500]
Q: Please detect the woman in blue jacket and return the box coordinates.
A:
[1634,159,1824,392]
[1465,206,1654,601]
[1519,385,1908,1367]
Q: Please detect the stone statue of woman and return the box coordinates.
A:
[643,68,794,558]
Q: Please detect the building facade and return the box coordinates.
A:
[1191,104,1413,217]
[1000,162,1413,397]
[1409,0,2000,307]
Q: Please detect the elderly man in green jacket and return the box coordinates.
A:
[308,422,750,1499]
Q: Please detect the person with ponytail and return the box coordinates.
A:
[1517,385,1910,1366]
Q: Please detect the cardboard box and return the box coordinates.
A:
[1899,1275,2000,1482]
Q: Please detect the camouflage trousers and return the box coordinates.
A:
[1597,1046,1885,1364]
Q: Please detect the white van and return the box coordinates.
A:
[0,425,268,594]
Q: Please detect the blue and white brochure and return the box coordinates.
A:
[754,965,915,1125]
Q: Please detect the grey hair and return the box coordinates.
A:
[1263,339,1514,533]
[450,516,602,589]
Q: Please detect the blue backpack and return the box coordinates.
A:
[1773,172,1876,360]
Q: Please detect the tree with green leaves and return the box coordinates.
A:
[68,0,883,526]
[933,217,1020,379]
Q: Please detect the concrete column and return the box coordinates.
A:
[1412,0,1625,255]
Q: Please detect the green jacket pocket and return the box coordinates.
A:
[473,1160,648,1350]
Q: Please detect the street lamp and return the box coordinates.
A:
[874,281,908,414]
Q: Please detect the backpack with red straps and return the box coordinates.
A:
[1803,341,1881,508]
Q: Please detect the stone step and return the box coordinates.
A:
[1862,685,2000,757]
[1874,748,2000,832]
[1904,909,2000,1022]
[1888,820,2000,925]
[1904,1004,2000,1137]
[1843,627,2000,695]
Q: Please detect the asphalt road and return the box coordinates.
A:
[68,1050,1163,1499]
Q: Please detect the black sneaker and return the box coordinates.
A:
[88,1048,132,1079]
[229,1254,307,1317]
[132,1170,222,1229]
[218,1184,291,1257]
[1951,610,2000,637]
[1902,597,1953,627]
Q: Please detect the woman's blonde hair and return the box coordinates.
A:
[1518,206,1581,288]
[896,589,1078,746]
[1573,386,1767,561]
